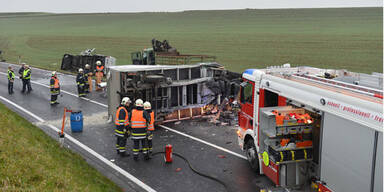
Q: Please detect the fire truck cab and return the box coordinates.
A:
[237,64,383,192]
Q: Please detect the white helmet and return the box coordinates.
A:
[78,68,83,73]
[144,101,151,110]
[52,71,57,76]
[96,61,102,65]
[85,64,90,69]
[25,65,30,68]
[121,97,131,105]
[135,99,144,107]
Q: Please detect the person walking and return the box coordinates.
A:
[115,97,131,157]
[84,64,93,92]
[7,66,15,94]
[95,60,104,91]
[76,68,86,97]
[22,65,32,93]
[144,101,155,154]
[129,99,150,161]
[50,71,60,105]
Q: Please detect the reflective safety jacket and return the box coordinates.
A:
[131,109,146,128]
[96,65,104,73]
[23,69,31,80]
[147,110,155,131]
[76,73,85,86]
[50,76,60,95]
[130,108,149,139]
[115,106,129,126]
[7,69,15,81]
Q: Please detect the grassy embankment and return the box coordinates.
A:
[0,102,121,191]
[0,7,382,74]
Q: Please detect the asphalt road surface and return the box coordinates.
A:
[0,62,274,192]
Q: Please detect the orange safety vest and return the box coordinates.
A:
[148,111,155,131]
[115,107,129,126]
[96,65,104,72]
[131,109,147,128]
[50,77,60,88]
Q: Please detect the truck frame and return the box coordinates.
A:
[237,64,383,192]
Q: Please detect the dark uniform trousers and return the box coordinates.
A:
[132,127,148,156]
[115,125,128,153]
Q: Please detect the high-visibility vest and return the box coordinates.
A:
[50,77,60,89]
[96,65,104,72]
[23,69,31,79]
[115,107,129,126]
[131,109,146,128]
[7,70,15,80]
[148,111,155,131]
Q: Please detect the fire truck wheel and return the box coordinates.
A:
[245,139,259,172]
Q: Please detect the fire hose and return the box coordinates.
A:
[151,151,229,192]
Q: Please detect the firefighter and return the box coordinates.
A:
[22,65,32,93]
[84,64,93,92]
[115,97,131,157]
[129,99,150,161]
[50,71,60,105]
[7,66,15,94]
[76,68,86,97]
[95,60,104,91]
[144,101,155,154]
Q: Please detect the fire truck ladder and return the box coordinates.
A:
[293,74,383,99]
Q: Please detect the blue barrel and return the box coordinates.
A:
[70,111,83,132]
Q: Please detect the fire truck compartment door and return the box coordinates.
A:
[321,112,378,192]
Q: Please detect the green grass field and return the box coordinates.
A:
[0,103,121,191]
[0,7,382,73]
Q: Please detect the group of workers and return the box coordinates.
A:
[76,61,104,97]
[7,63,33,95]
[115,97,155,161]
[7,60,105,105]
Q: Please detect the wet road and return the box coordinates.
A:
[0,62,272,192]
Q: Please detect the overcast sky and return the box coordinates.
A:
[0,0,382,13]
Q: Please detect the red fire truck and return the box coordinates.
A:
[237,64,383,192]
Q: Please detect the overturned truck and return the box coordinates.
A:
[61,49,116,72]
[107,63,241,122]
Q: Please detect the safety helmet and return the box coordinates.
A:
[21,62,26,66]
[96,61,102,65]
[52,71,57,76]
[135,99,144,107]
[121,97,131,105]
[78,68,84,73]
[143,101,151,110]
[85,64,90,69]
[25,65,29,68]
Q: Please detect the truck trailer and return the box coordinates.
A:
[107,63,241,123]
[237,64,383,192]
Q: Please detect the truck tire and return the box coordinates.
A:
[245,139,259,172]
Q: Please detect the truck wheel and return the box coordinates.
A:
[245,139,259,172]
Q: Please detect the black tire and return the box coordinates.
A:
[245,139,259,172]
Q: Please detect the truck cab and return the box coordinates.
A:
[237,65,383,192]
[131,48,156,65]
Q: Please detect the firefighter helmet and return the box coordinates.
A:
[96,60,102,65]
[85,64,90,69]
[135,99,144,107]
[144,101,151,110]
[78,68,83,73]
[121,97,131,105]
[52,71,57,76]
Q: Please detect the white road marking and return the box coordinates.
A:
[1,68,247,160]
[0,71,107,108]
[0,96,156,192]
[158,125,247,160]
